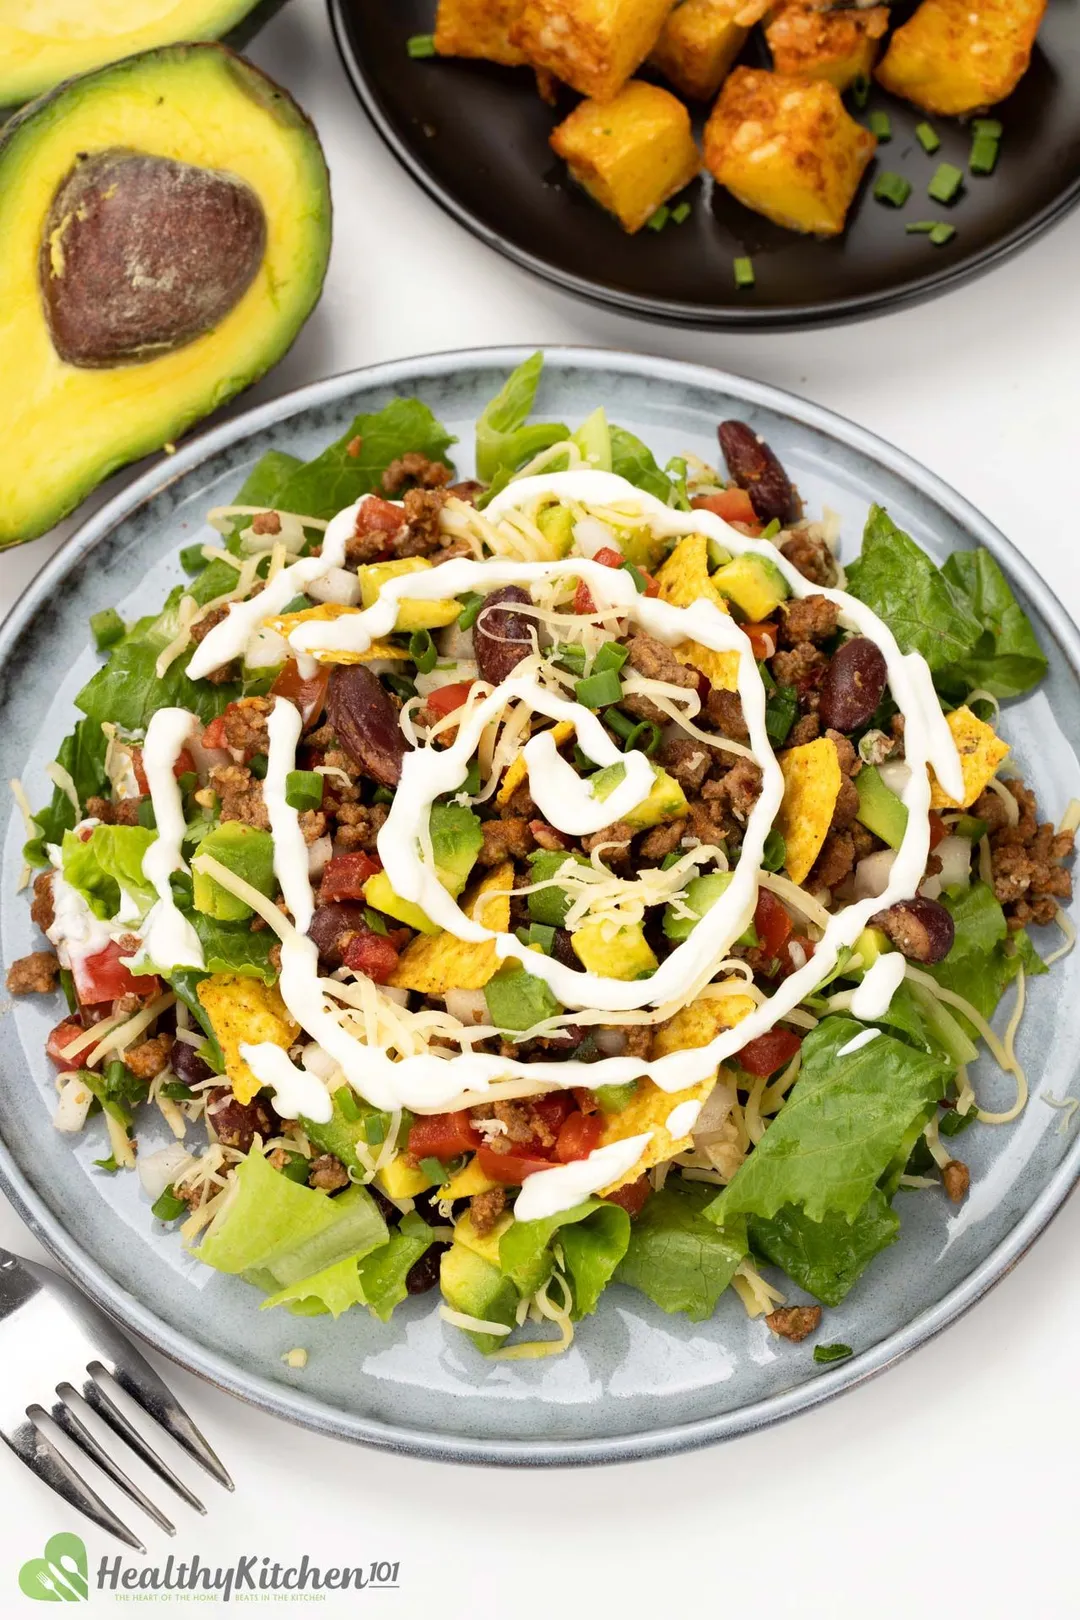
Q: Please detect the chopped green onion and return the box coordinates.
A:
[177,771,198,796]
[623,720,661,757]
[605,707,636,742]
[620,560,649,593]
[363,907,389,935]
[409,629,437,673]
[850,74,870,110]
[761,518,781,539]
[969,133,999,175]
[761,829,787,872]
[334,1085,361,1123]
[660,850,683,870]
[733,256,755,289]
[280,1151,310,1184]
[160,1081,195,1101]
[137,798,157,830]
[280,594,314,616]
[646,204,670,232]
[59,967,77,1015]
[152,1185,187,1222]
[929,222,956,246]
[972,118,1003,139]
[765,686,799,747]
[575,668,623,709]
[671,201,691,225]
[915,121,940,154]
[905,220,938,233]
[384,673,417,701]
[406,32,436,58]
[938,1106,976,1138]
[516,922,556,954]
[419,1156,445,1182]
[868,109,891,141]
[813,1343,853,1364]
[592,639,629,675]
[372,784,395,804]
[572,744,597,773]
[93,1155,119,1174]
[285,769,324,812]
[554,642,588,676]
[457,592,484,630]
[362,1110,390,1145]
[248,752,269,780]
[459,757,481,796]
[169,872,193,910]
[90,608,125,651]
[928,162,963,204]
[874,171,912,207]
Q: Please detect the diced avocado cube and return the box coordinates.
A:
[855,766,908,850]
[852,925,892,971]
[591,763,689,828]
[439,1243,519,1353]
[714,553,790,621]
[376,1155,437,1200]
[571,920,658,980]
[429,803,482,897]
[192,823,275,920]
[438,1157,500,1201]
[537,502,575,558]
[484,964,561,1033]
[594,1080,639,1114]
[526,849,587,927]
[707,537,733,570]
[357,557,459,632]
[663,870,757,946]
[363,871,438,934]
[455,1208,514,1268]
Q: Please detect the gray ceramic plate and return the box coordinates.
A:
[2,348,1078,1466]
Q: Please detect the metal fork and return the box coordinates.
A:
[0,1249,233,1551]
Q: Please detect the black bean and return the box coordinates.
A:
[171,1039,214,1089]
[405,1244,447,1295]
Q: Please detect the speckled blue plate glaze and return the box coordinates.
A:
[1,349,1078,1466]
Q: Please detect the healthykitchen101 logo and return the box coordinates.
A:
[19,1531,401,1602]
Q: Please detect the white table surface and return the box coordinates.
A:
[3,4,1079,1613]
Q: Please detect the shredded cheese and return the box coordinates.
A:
[44,761,80,816]
[438,1305,513,1337]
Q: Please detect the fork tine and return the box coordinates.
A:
[3,1416,145,1552]
[89,1355,234,1492]
[52,1388,177,1537]
[80,1370,207,1515]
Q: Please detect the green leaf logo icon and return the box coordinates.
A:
[18,1533,88,1601]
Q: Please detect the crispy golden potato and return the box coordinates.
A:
[929,706,1010,810]
[876,0,1048,116]
[550,80,700,234]
[651,0,765,102]
[434,0,529,65]
[704,67,876,236]
[513,0,678,101]
[766,4,889,91]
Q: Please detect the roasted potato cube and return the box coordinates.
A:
[512,0,678,100]
[876,0,1048,116]
[434,0,529,65]
[550,80,700,233]
[651,0,764,102]
[703,66,875,236]
[766,4,889,91]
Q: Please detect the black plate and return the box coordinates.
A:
[328,0,1080,329]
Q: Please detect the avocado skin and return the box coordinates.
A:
[0,44,331,547]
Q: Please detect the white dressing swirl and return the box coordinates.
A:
[136,707,204,972]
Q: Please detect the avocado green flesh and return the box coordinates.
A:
[855,766,909,850]
[440,1244,518,1353]
[0,1,281,109]
[0,43,330,546]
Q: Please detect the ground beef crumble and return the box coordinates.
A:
[975,779,1074,928]
[766,1305,822,1342]
[469,1186,507,1236]
[124,1034,174,1080]
[209,764,269,829]
[6,950,60,994]
[30,870,55,933]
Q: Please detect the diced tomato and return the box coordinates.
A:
[573,1086,599,1114]
[319,851,381,902]
[476,1146,554,1185]
[593,546,625,569]
[603,1174,651,1217]
[341,926,399,984]
[692,489,760,529]
[638,567,660,598]
[573,580,597,616]
[130,746,196,796]
[555,1110,603,1163]
[200,715,228,751]
[355,495,406,540]
[47,1017,91,1069]
[754,887,792,958]
[271,660,330,730]
[531,1092,575,1137]
[72,942,158,1007]
[743,621,778,661]
[928,811,947,852]
[737,1028,803,1078]
[776,933,815,979]
[408,1110,480,1163]
[425,681,474,720]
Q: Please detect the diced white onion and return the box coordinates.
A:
[137,1142,197,1202]
[854,848,897,900]
[877,760,912,796]
[934,835,972,892]
[445,988,489,1025]
[380,985,411,1008]
[307,835,332,879]
[245,625,290,669]
[308,568,361,606]
[572,516,617,558]
[53,1074,93,1134]
[594,1028,627,1056]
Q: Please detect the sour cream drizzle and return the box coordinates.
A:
[137,708,204,972]
[513,1134,653,1222]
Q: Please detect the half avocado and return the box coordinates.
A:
[0,43,331,546]
[0,1,284,111]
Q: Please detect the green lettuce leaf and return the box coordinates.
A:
[24,718,110,867]
[845,507,983,678]
[498,1199,630,1317]
[271,399,456,521]
[61,824,156,920]
[709,1017,951,1226]
[264,1256,370,1319]
[356,1212,437,1322]
[924,881,1045,1035]
[188,913,279,984]
[750,1189,900,1307]
[76,589,240,732]
[614,1183,747,1322]
[475,353,568,488]
[940,549,1048,699]
[609,426,685,507]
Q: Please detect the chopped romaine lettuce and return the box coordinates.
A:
[268,399,456,522]
[61,824,156,920]
[940,549,1048,700]
[498,1199,630,1317]
[356,1211,437,1322]
[750,1189,900,1307]
[24,719,110,867]
[615,1183,747,1322]
[475,352,568,492]
[76,588,240,732]
[924,881,1046,1036]
[845,507,983,681]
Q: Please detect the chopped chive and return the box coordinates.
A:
[915,121,940,154]
[969,133,999,175]
[623,720,661,757]
[137,798,157,830]
[151,1185,187,1222]
[733,255,755,289]
[160,1080,195,1101]
[574,668,623,709]
[363,907,389,935]
[646,204,670,232]
[280,594,313,616]
[409,629,437,673]
[972,117,1003,139]
[457,592,484,630]
[874,171,912,207]
[928,161,964,204]
[248,752,269,780]
[285,769,323,812]
[280,1151,310,1184]
[180,542,207,573]
[620,559,649,593]
[929,222,956,246]
[592,639,629,675]
[813,1343,853,1364]
[850,74,870,110]
[604,707,636,742]
[406,32,436,58]
[363,1111,390,1146]
[419,1156,445,1182]
[671,201,691,225]
[334,1085,361,1123]
[868,109,891,141]
[90,608,125,651]
[905,220,938,233]
[761,518,781,539]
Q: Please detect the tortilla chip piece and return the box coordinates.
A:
[930,705,1010,810]
[777,736,842,885]
[386,861,514,994]
[651,983,758,1060]
[266,603,410,666]
[496,720,575,807]
[674,639,740,694]
[196,974,300,1106]
[655,533,730,613]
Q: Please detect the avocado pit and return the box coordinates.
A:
[40,147,267,367]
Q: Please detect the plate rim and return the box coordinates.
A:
[2,342,1079,1466]
[326,0,1080,332]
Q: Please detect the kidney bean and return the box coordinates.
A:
[871,897,955,964]
[474,586,534,686]
[819,637,888,734]
[327,665,408,786]
[718,421,799,525]
[405,1244,447,1295]
[205,1086,274,1152]
[307,901,369,969]
[171,1039,214,1089]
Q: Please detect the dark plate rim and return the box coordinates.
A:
[2,344,1079,1465]
[326,0,1080,331]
